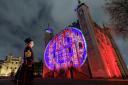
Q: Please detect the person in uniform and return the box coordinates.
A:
[69,61,75,79]
[14,37,34,85]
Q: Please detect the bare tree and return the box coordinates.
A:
[106,0,128,37]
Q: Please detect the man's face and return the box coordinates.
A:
[29,41,34,48]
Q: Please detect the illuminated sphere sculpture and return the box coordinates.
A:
[44,27,87,70]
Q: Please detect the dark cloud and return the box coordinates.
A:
[112,31,128,66]
[0,0,55,61]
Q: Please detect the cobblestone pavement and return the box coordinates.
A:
[0,78,128,85]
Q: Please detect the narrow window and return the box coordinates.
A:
[79,42,82,49]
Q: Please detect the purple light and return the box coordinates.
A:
[44,27,87,70]
[45,28,53,33]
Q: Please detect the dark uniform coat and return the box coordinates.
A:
[14,46,34,85]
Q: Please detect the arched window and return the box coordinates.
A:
[68,47,71,53]
[67,37,70,42]
[79,42,82,49]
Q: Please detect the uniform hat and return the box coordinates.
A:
[24,37,33,44]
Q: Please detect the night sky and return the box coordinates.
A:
[0,0,128,66]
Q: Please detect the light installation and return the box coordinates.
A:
[44,27,87,70]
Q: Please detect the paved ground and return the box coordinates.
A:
[0,78,128,85]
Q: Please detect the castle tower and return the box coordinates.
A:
[76,1,126,78]
[44,24,53,46]
[43,24,54,78]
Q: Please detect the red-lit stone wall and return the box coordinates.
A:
[94,26,122,78]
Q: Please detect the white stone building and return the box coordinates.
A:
[0,55,22,77]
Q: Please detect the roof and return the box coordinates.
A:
[77,3,88,10]
[0,60,4,64]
